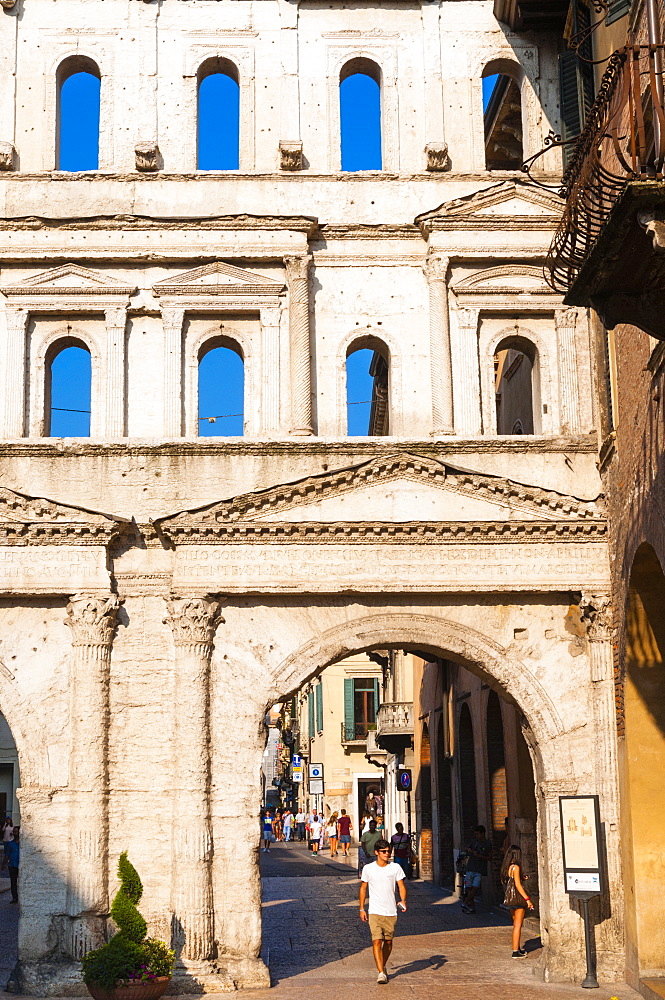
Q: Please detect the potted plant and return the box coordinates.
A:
[82,852,175,1000]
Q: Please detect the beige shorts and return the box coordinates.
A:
[368,913,397,941]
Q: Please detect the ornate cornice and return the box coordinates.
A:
[158,519,607,545]
[0,487,127,545]
[0,214,318,235]
[155,452,604,531]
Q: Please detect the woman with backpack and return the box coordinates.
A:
[501,845,534,957]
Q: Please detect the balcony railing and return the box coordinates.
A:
[365,729,388,758]
[375,702,414,752]
[341,722,375,744]
[546,36,665,294]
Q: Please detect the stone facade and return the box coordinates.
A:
[0,0,625,993]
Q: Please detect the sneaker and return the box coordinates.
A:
[376,972,388,984]
[512,949,527,958]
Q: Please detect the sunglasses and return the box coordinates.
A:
[377,849,391,854]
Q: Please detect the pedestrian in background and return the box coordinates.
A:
[390,823,412,877]
[309,814,322,854]
[1,825,19,903]
[359,819,382,876]
[501,845,533,957]
[462,824,492,914]
[327,813,339,855]
[2,817,13,859]
[337,809,353,856]
[261,810,274,853]
[296,809,306,842]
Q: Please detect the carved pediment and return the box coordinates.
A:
[416,181,563,234]
[152,261,285,297]
[1,264,136,297]
[155,453,605,542]
[0,487,127,543]
[452,265,552,296]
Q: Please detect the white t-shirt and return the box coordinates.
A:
[296,812,305,823]
[361,861,404,916]
[310,820,323,839]
[283,813,292,828]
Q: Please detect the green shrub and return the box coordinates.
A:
[81,854,174,989]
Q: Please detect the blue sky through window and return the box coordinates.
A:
[340,74,382,171]
[198,73,240,170]
[198,347,244,436]
[482,74,500,112]
[346,348,374,435]
[49,346,91,437]
[59,72,100,170]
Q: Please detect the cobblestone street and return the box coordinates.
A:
[243,842,640,1000]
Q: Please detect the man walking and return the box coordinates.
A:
[359,818,382,876]
[359,839,406,984]
[462,824,492,913]
[337,808,353,856]
[296,809,306,842]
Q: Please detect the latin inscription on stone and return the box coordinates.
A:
[173,542,609,593]
[0,547,110,593]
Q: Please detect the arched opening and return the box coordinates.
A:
[340,59,382,171]
[623,543,665,982]
[494,336,540,435]
[483,65,523,171]
[198,340,244,436]
[418,723,433,879]
[486,690,507,899]
[0,710,20,986]
[436,711,455,887]
[346,339,390,436]
[46,340,92,437]
[197,59,240,170]
[458,702,478,843]
[57,57,101,171]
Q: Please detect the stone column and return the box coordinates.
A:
[164,596,223,962]
[104,306,127,439]
[582,593,625,976]
[64,593,119,959]
[260,306,282,435]
[162,307,184,438]
[555,307,582,434]
[454,307,482,435]
[424,254,454,435]
[2,308,28,438]
[285,255,313,436]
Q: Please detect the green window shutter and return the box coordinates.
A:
[308,690,315,739]
[373,678,380,719]
[344,678,354,740]
[315,682,323,733]
[559,0,595,164]
[606,0,630,25]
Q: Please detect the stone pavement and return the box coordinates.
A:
[2,842,641,999]
[244,841,639,1000]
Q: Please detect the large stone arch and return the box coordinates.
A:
[274,611,569,785]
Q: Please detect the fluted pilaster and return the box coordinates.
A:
[162,306,184,438]
[555,307,582,434]
[454,307,482,435]
[260,306,281,434]
[104,306,127,438]
[64,593,119,959]
[285,255,313,436]
[3,307,28,438]
[424,254,454,435]
[164,596,223,961]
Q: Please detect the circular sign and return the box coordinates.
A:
[398,771,412,791]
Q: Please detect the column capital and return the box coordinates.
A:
[284,254,312,284]
[105,305,128,329]
[66,593,120,647]
[164,595,224,648]
[555,306,579,330]
[5,306,29,333]
[161,304,185,328]
[455,306,479,330]
[580,591,613,642]
[424,253,450,281]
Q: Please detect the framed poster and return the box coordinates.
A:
[559,795,602,895]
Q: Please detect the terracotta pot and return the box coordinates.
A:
[85,976,171,1000]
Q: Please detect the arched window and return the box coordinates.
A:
[458,702,477,843]
[57,58,101,171]
[346,339,390,436]
[47,341,92,437]
[483,65,523,170]
[494,336,540,435]
[198,341,244,436]
[340,59,382,171]
[197,59,240,170]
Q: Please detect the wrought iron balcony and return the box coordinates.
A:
[375,702,414,753]
[341,722,375,744]
[545,6,665,339]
